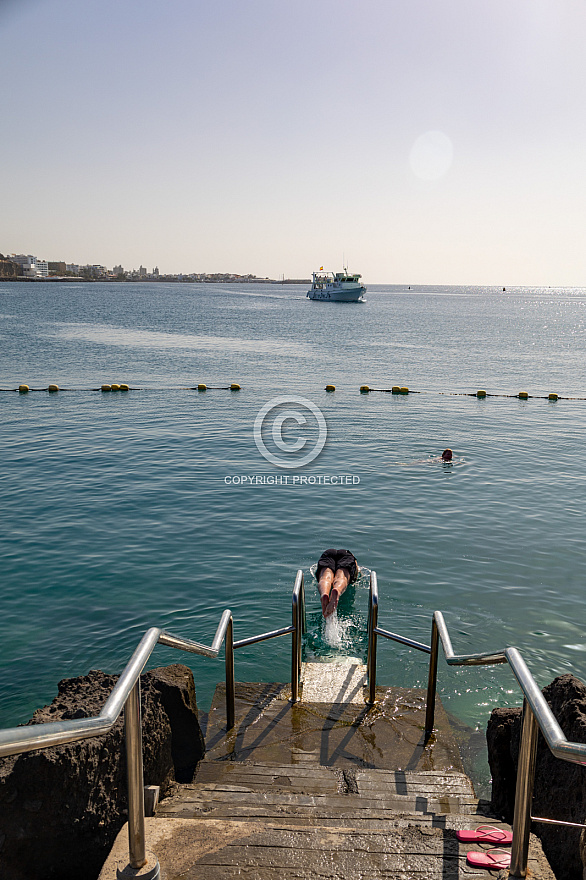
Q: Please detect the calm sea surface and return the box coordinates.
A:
[1,280,586,789]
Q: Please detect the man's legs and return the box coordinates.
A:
[319,567,350,617]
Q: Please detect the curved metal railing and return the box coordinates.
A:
[0,571,306,879]
[0,614,233,759]
[366,572,586,878]
[0,617,235,879]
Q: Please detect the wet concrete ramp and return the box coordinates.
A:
[201,678,465,771]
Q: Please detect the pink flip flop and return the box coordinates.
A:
[466,848,511,870]
[457,825,513,845]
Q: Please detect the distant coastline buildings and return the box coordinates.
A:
[0,252,308,284]
[11,254,49,277]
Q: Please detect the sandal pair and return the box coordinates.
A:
[457,826,513,871]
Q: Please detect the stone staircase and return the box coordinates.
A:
[99,663,555,879]
[158,761,480,827]
[150,761,549,878]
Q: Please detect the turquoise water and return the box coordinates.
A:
[2,280,586,787]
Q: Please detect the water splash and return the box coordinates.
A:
[304,566,370,662]
[324,611,342,647]
[322,610,358,650]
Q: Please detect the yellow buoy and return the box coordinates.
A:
[18,384,29,393]
[391,386,401,394]
[111,383,120,391]
[518,391,528,399]
[48,384,59,393]
[360,385,370,393]
[400,386,409,394]
[198,384,207,391]
[101,384,112,392]
[230,383,241,391]
[325,384,335,392]
[477,389,486,398]
[119,384,129,392]
[548,392,558,400]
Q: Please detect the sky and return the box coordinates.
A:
[2,0,586,284]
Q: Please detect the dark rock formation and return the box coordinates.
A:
[486,705,520,819]
[0,256,20,278]
[0,664,205,880]
[487,674,586,880]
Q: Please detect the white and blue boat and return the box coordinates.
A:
[306,269,366,302]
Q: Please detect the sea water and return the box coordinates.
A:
[1,280,586,790]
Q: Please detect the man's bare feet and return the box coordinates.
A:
[324,588,339,618]
[321,593,330,615]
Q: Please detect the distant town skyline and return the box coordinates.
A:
[0,252,293,282]
[2,1,586,285]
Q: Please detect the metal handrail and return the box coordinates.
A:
[366,571,378,704]
[366,572,431,704]
[366,587,586,878]
[0,571,307,878]
[0,613,231,760]
[427,612,586,763]
[224,569,305,706]
[292,569,306,701]
[0,614,233,878]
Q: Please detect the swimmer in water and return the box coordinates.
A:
[402,448,455,466]
[316,548,359,617]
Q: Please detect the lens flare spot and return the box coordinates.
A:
[409,130,454,180]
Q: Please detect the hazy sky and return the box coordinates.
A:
[2,0,586,284]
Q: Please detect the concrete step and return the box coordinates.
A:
[157,762,483,824]
[192,762,477,797]
[157,794,486,826]
[100,817,555,880]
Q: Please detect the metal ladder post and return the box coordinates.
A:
[298,574,305,677]
[366,571,378,705]
[291,570,303,702]
[425,615,440,737]
[225,615,235,730]
[509,699,539,877]
[122,680,160,879]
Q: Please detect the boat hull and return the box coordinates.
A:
[306,286,366,303]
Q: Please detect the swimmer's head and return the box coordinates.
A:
[441,448,453,461]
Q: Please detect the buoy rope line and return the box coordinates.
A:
[1,383,242,393]
[440,392,582,400]
[356,385,574,401]
[0,383,583,401]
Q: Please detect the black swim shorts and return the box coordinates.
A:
[316,548,358,583]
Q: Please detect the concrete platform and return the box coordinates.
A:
[202,680,465,772]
